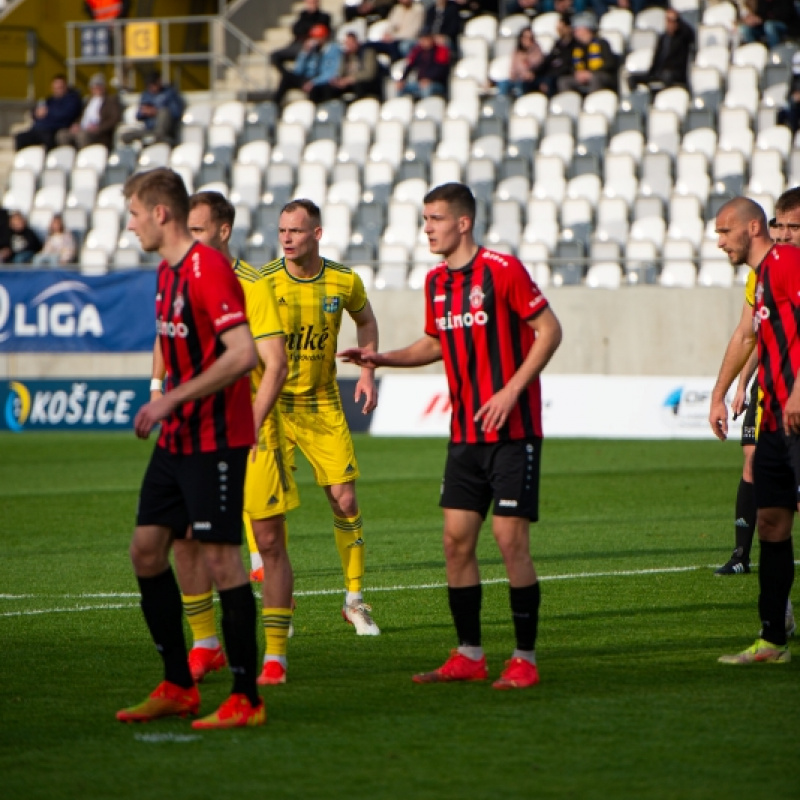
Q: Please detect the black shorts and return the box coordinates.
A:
[136,445,249,544]
[440,438,541,521]
[753,429,800,511]
[740,379,759,447]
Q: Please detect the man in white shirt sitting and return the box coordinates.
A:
[56,72,122,150]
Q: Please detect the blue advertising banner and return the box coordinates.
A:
[0,270,156,352]
[1,379,150,432]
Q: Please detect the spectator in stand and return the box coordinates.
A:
[0,211,42,264]
[274,24,343,106]
[56,73,122,151]
[311,31,384,102]
[271,0,332,74]
[537,13,575,97]
[344,0,394,24]
[369,0,425,62]
[14,75,82,152]
[397,27,452,99]
[424,0,463,52]
[505,0,539,17]
[778,52,800,133]
[31,214,76,267]
[120,71,185,146]
[557,12,618,95]
[84,0,129,20]
[496,27,545,98]
[740,0,799,49]
[628,9,694,94]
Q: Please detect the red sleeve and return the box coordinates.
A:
[190,245,248,334]
[774,246,800,304]
[423,267,439,338]
[497,255,549,321]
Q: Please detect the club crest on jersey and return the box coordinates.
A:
[173,293,184,317]
[322,296,340,313]
[469,286,484,309]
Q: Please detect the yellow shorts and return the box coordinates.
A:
[282,407,360,487]
[244,413,299,519]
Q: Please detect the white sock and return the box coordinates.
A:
[264,654,287,667]
[457,645,484,661]
[512,649,536,665]
[250,551,263,570]
[194,636,220,650]
[345,591,362,606]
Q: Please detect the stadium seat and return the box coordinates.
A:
[512,92,548,125]
[585,261,623,289]
[625,239,660,284]
[658,259,696,287]
[635,6,666,33]
[630,216,666,251]
[495,175,530,206]
[80,246,110,275]
[75,143,108,177]
[212,100,246,133]
[33,185,65,215]
[282,98,316,131]
[320,203,352,254]
[14,145,45,177]
[45,145,76,174]
[583,89,619,123]
[138,142,171,170]
[595,196,629,246]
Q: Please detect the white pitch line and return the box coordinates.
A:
[0,564,730,618]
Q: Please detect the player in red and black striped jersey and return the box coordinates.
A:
[115,168,265,728]
[710,197,797,664]
[340,183,562,688]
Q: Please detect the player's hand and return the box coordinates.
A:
[709,398,729,441]
[731,386,747,418]
[134,395,174,439]
[783,394,800,434]
[474,386,519,433]
[337,347,379,367]
[355,370,378,414]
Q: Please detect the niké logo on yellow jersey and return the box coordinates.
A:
[286,324,330,352]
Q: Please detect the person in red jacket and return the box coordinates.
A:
[396,28,451,99]
[84,0,129,21]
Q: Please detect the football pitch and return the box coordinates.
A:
[1,432,798,800]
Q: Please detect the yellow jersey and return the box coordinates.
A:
[260,257,368,412]
[234,259,285,445]
[745,268,756,308]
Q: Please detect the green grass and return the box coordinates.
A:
[0,433,797,800]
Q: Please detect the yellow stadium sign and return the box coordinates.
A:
[125,22,159,59]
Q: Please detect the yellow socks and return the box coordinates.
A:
[334,513,364,594]
[262,607,293,663]
[182,591,217,646]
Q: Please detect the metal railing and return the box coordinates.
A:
[64,15,270,97]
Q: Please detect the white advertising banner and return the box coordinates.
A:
[371,374,745,440]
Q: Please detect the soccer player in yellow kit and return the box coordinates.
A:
[260,198,381,635]
[153,191,299,684]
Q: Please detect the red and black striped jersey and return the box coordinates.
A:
[423,247,549,444]
[754,243,800,432]
[155,241,254,453]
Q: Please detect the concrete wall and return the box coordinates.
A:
[0,286,745,380]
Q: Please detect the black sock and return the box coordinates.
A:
[448,584,482,648]
[218,583,260,706]
[509,582,541,652]
[758,538,795,647]
[138,568,193,689]
[734,479,757,561]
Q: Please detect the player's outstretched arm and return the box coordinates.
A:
[338,334,443,369]
[351,301,379,414]
[709,300,756,441]
[134,324,258,439]
[475,306,563,433]
[150,336,166,398]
